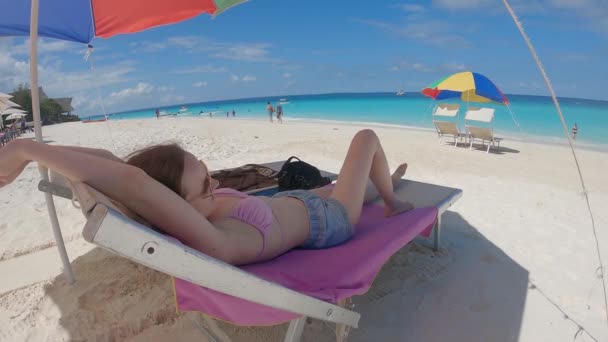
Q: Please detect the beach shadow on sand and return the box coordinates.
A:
[43,247,329,341]
[43,212,528,342]
[444,141,520,154]
[22,137,55,144]
[350,211,529,342]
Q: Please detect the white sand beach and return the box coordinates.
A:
[1,117,607,341]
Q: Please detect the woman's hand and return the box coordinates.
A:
[0,140,32,187]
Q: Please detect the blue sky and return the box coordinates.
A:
[0,0,607,116]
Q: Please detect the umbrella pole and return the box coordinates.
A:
[29,0,75,284]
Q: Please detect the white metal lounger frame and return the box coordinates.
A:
[464,107,501,153]
[38,172,462,342]
[432,103,465,147]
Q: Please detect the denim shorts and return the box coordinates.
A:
[273,190,354,249]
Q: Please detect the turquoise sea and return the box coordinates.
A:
[92,93,608,147]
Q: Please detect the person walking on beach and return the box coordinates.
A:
[226,111,229,118]
[572,123,578,140]
[266,102,274,123]
[276,102,283,124]
[232,110,236,118]
[155,108,160,120]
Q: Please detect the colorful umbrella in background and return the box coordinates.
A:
[422,71,509,105]
[0,0,247,283]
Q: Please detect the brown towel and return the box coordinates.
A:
[212,164,278,192]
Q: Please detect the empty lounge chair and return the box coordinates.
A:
[465,107,501,153]
[432,104,466,147]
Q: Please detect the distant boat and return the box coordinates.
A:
[176,106,192,115]
[279,98,290,104]
[396,90,406,96]
[159,111,176,117]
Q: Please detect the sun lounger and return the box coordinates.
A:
[38,162,462,342]
[432,103,467,147]
[465,107,502,153]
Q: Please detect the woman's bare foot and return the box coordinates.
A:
[391,163,407,187]
[362,163,409,204]
[385,198,414,217]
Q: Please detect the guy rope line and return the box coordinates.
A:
[84,45,117,152]
[503,0,608,329]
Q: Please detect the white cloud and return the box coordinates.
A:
[160,94,185,104]
[132,36,276,62]
[166,36,201,49]
[11,38,80,55]
[283,72,292,78]
[193,81,208,87]
[173,65,227,74]
[432,0,608,34]
[108,82,154,104]
[356,19,471,46]
[391,60,434,72]
[157,85,174,92]
[0,44,136,103]
[230,74,256,82]
[543,0,608,34]
[412,63,430,71]
[433,0,494,10]
[0,51,30,89]
[211,43,273,62]
[395,4,427,12]
[441,62,467,72]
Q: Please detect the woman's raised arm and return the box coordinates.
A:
[0,140,230,262]
[54,145,125,163]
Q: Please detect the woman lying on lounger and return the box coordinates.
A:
[0,129,412,265]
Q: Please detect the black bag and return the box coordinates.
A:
[278,156,332,191]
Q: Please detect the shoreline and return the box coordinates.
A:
[100,115,608,154]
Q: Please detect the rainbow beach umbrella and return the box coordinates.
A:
[422,71,509,105]
[0,0,246,44]
[0,0,246,283]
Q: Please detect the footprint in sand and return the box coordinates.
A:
[480,252,498,264]
[469,299,493,312]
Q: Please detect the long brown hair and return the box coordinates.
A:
[126,144,188,197]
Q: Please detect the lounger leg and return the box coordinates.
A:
[336,298,354,342]
[433,214,442,252]
[284,317,307,342]
[486,142,491,153]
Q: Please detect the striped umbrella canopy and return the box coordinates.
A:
[4,113,28,121]
[0,0,246,284]
[0,0,246,44]
[0,108,27,116]
[1,99,20,111]
[422,71,509,105]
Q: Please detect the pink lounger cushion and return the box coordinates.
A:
[174,205,438,326]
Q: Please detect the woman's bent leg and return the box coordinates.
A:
[330,130,412,225]
[311,163,407,203]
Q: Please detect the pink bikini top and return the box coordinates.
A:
[213,188,276,255]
